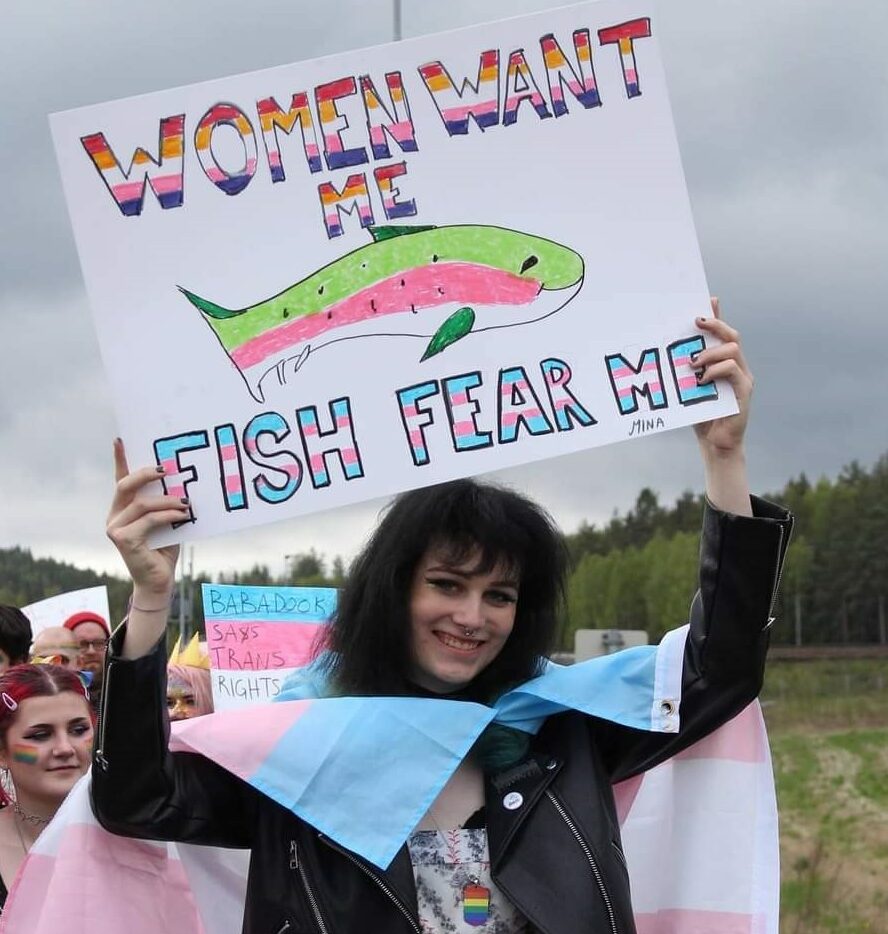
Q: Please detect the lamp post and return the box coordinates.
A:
[394,0,402,41]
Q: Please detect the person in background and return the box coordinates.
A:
[0,609,32,674]
[0,665,94,909]
[167,634,214,722]
[63,612,110,713]
[30,628,80,668]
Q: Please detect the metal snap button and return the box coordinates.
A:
[546,758,558,771]
[503,791,524,810]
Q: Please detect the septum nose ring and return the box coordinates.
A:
[462,627,477,637]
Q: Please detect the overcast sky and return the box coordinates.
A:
[2,0,886,581]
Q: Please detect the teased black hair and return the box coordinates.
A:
[320,478,568,699]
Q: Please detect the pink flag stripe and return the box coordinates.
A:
[207,622,322,668]
[170,700,313,780]
[635,909,764,933]
[674,702,766,763]
[1,823,202,934]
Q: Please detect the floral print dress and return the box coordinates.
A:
[407,826,531,933]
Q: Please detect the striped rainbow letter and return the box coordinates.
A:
[497,367,553,443]
[243,412,303,504]
[195,103,258,196]
[502,50,552,126]
[540,358,596,431]
[316,77,369,171]
[256,93,323,181]
[668,337,718,406]
[80,114,185,217]
[598,18,652,99]
[360,73,418,160]
[295,398,364,489]
[418,51,500,137]
[442,373,492,452]
[540,31,601,116]
[317,173,375,238]
[605,348,667,415]
[373,163,417,220]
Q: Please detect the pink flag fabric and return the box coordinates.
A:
[0,701,777,933]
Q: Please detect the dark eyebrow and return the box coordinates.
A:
[426,564,519,588]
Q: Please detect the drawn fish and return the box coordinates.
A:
[180,224,585,402]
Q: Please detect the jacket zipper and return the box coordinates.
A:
[767,523,790,624]
[319,835,422,933]
[290,840,330,934]
[94,660,113,772]
[275,923,291,934]
[546,790,619,934]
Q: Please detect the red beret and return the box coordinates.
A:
[63,611,110,636]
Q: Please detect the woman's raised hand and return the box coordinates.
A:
[691,298,754,516]
[106,438,190,608]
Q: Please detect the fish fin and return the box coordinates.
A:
[292,345,311,373]
[421,307,476,362]
[178,287,242,320]
[368,225,437,243]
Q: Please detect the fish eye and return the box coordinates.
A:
[520,255,539,275]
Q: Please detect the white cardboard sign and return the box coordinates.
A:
[202,583,335,710]
[22,586,111,638]
[50,0,735,544]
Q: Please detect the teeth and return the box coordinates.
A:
[438,632,481,651]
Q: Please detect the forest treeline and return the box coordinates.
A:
[2,454,886,648]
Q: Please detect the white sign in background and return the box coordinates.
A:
[50,0,735,545]
[23,586,111,638]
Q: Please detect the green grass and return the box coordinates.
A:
[762,660,888,933]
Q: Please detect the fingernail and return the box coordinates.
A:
[155,465,165,475]
[180,497,190,505]
[696,370,706,383]
[114,436,122,445]
[696,316,707,324]
[690,350,700,362]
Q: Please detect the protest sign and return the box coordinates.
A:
[22,586,110,638]
[50,0,735,545]
[202,583,335,710]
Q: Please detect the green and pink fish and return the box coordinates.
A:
[181,224,585,402]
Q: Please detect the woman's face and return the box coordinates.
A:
[0,692,93,806]
[408,545,519,693]
[167,672,201,721]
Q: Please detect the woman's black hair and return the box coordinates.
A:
[0,606,33,666]
[320,478,568,699]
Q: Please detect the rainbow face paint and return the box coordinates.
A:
[11,744,39,765]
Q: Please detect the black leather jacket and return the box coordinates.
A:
[92,496,791,934]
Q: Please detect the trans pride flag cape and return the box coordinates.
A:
[0,627,779,933]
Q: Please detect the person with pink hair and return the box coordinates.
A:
[0,665,94,908]
[166,635,213,722]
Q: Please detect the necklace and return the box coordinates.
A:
[425,808,491,927]
[12,800,51,827]
[12,812,30,855]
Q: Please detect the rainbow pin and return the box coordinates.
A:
[463,882,490,926]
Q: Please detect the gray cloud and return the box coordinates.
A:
[2,0,886,577]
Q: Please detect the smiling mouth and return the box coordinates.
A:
[434,631,484,652]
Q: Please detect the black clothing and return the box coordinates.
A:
[92,496,791,934]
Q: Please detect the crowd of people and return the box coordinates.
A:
[0,309,794,932]
[0,604,213,913]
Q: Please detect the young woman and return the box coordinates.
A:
[0,665,94,909]
[93,308,793,933]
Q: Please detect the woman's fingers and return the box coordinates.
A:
[112,437,130,484]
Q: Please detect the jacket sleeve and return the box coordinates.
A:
[598,494,793,783]
[91,627,254,848]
